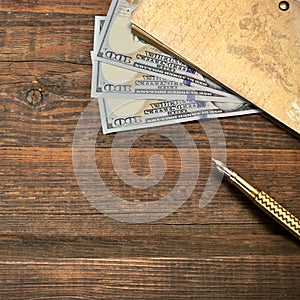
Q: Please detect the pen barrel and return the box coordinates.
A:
[253,191,300,240]
[229,172,260,198]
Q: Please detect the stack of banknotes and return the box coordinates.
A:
[91,0,260,134]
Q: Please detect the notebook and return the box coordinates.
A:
[131,0,300,135]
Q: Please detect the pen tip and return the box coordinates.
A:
[212,158,228,175]
[212,158,224,168]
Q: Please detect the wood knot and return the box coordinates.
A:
[25,89,44,107]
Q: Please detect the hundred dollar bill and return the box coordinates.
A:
[92,15,247,103]
[93,16,106,51]
[94,0,215,88]
[94,16,192,98]
[91,59,246,103]
[98,98,261,134]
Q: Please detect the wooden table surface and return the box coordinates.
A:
[0,1,299,299]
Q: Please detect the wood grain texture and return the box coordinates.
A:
[1,257,299,299]
[0,1,299,299]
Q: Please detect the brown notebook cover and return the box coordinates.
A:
[131,0,300,135]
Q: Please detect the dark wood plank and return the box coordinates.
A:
[0,0,299,299]
[0,96,299,149]
[0,257,299,299]
[0,0,110,14]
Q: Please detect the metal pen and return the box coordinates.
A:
[212,159,300,241]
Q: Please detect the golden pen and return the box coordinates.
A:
[212,159,300,241]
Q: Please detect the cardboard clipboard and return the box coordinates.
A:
[131,0,300,135]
